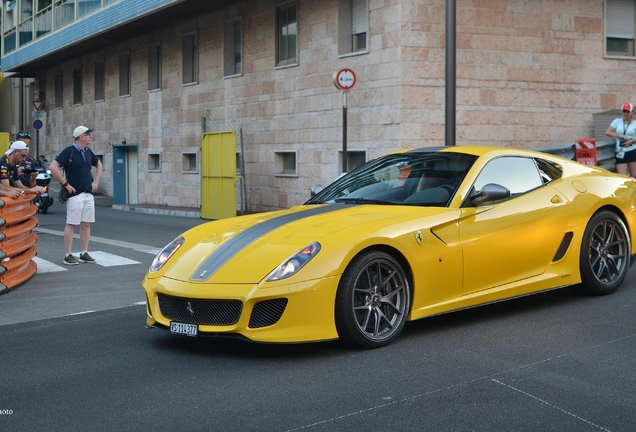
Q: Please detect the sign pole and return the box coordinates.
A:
[343,91,347,173]
[333,68,356,174]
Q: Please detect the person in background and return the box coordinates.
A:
[0,141,46,195]
[607,102,636,176]
[49,125,103,266]
[13,132,38,189]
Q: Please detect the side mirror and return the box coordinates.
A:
[310,185,323,197]
[469,183,510,206]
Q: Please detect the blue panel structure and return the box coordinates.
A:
[2,0,181,70]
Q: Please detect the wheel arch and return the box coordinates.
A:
[345,243,415,300]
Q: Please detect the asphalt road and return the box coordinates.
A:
[1,205,635,431]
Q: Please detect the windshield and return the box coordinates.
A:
[306,151,477,207]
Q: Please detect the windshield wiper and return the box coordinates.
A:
[334,198,393,205]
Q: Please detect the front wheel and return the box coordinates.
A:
[577,211,630,295]
[335,251,411,349]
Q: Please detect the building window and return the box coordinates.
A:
[37,78,47,103]
[606,0,636,57]
[119,52,130,96]
[94,61,104,101]
[35,0,53,40]
[148,42,162,91]
[148,153,161,172]
[224,18,242,77]
[276,3,297,66]
[182,152,198,173]
[182,31,198,85]
[338,0,368,55]
[73,67,82,105]
[338,150,366,173]
[274,151,297,176]
[3,0,17,54]
[78,0,100,17]
[54,0,75,29]
[55,71,63,108]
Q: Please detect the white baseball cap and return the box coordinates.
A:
[5,140,29,155]
[73,125,94,139]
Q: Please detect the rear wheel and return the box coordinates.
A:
[335,251,411,349]
[577,211,630,295]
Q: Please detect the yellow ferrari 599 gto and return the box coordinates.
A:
[142,146,636,348]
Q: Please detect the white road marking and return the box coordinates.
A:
[33,257,68,273]
[77,251,140,267]
[33,252,141,272]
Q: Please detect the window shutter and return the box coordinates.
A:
[352,0,366,35]
[607,0,635,39]
[234,21,242,74]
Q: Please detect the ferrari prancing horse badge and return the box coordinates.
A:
[414,231,423,246]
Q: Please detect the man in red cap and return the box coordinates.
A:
[607,102,636,176]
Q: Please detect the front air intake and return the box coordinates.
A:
[248,298,288,328]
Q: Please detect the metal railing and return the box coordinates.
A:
[534,139,616,172]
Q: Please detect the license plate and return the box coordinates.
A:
[170,322,198,337]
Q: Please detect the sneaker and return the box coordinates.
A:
[79,252,96,263]
[64,254,78,266]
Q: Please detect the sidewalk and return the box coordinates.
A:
[94,194,202,218]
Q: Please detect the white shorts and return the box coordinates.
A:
[66,192,95,225]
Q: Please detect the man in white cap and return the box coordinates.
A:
[49,125,102,265]
[0,141,46,195]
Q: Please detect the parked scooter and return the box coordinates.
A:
[34,156,54,214]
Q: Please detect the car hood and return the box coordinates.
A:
[157,204,453,284]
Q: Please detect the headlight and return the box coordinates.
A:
[266,242,321,281]
[149,236,184,273]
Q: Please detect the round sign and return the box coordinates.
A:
[333,68,356,91]
[33,119,43,130]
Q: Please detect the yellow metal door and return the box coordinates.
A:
[0,132,10,154]
[201,131,237,220]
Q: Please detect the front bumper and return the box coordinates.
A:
[142,275,340,343]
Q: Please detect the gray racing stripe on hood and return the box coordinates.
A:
[190,204,355,281]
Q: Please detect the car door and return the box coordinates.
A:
[459,156,572,295]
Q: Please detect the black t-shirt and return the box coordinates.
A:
[0,155,19,186]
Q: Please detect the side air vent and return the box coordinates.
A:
[248,298,288,328]
[553,232,574,262]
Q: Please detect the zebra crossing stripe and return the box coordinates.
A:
[33,251,141,273]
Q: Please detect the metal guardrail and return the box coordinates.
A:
[534,139,616,172]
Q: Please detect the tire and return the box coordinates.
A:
[577,211,630,295]
[39,205,48,214]
[335,250,411,349]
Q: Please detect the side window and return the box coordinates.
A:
[473,157,543,195]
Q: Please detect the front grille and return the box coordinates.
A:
[249,298,288,328]
[158,294,242,325]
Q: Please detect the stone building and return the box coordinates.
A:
[2,0,635,212]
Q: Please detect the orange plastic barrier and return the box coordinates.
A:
[0,194,39,294]
[575,138,597,166]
